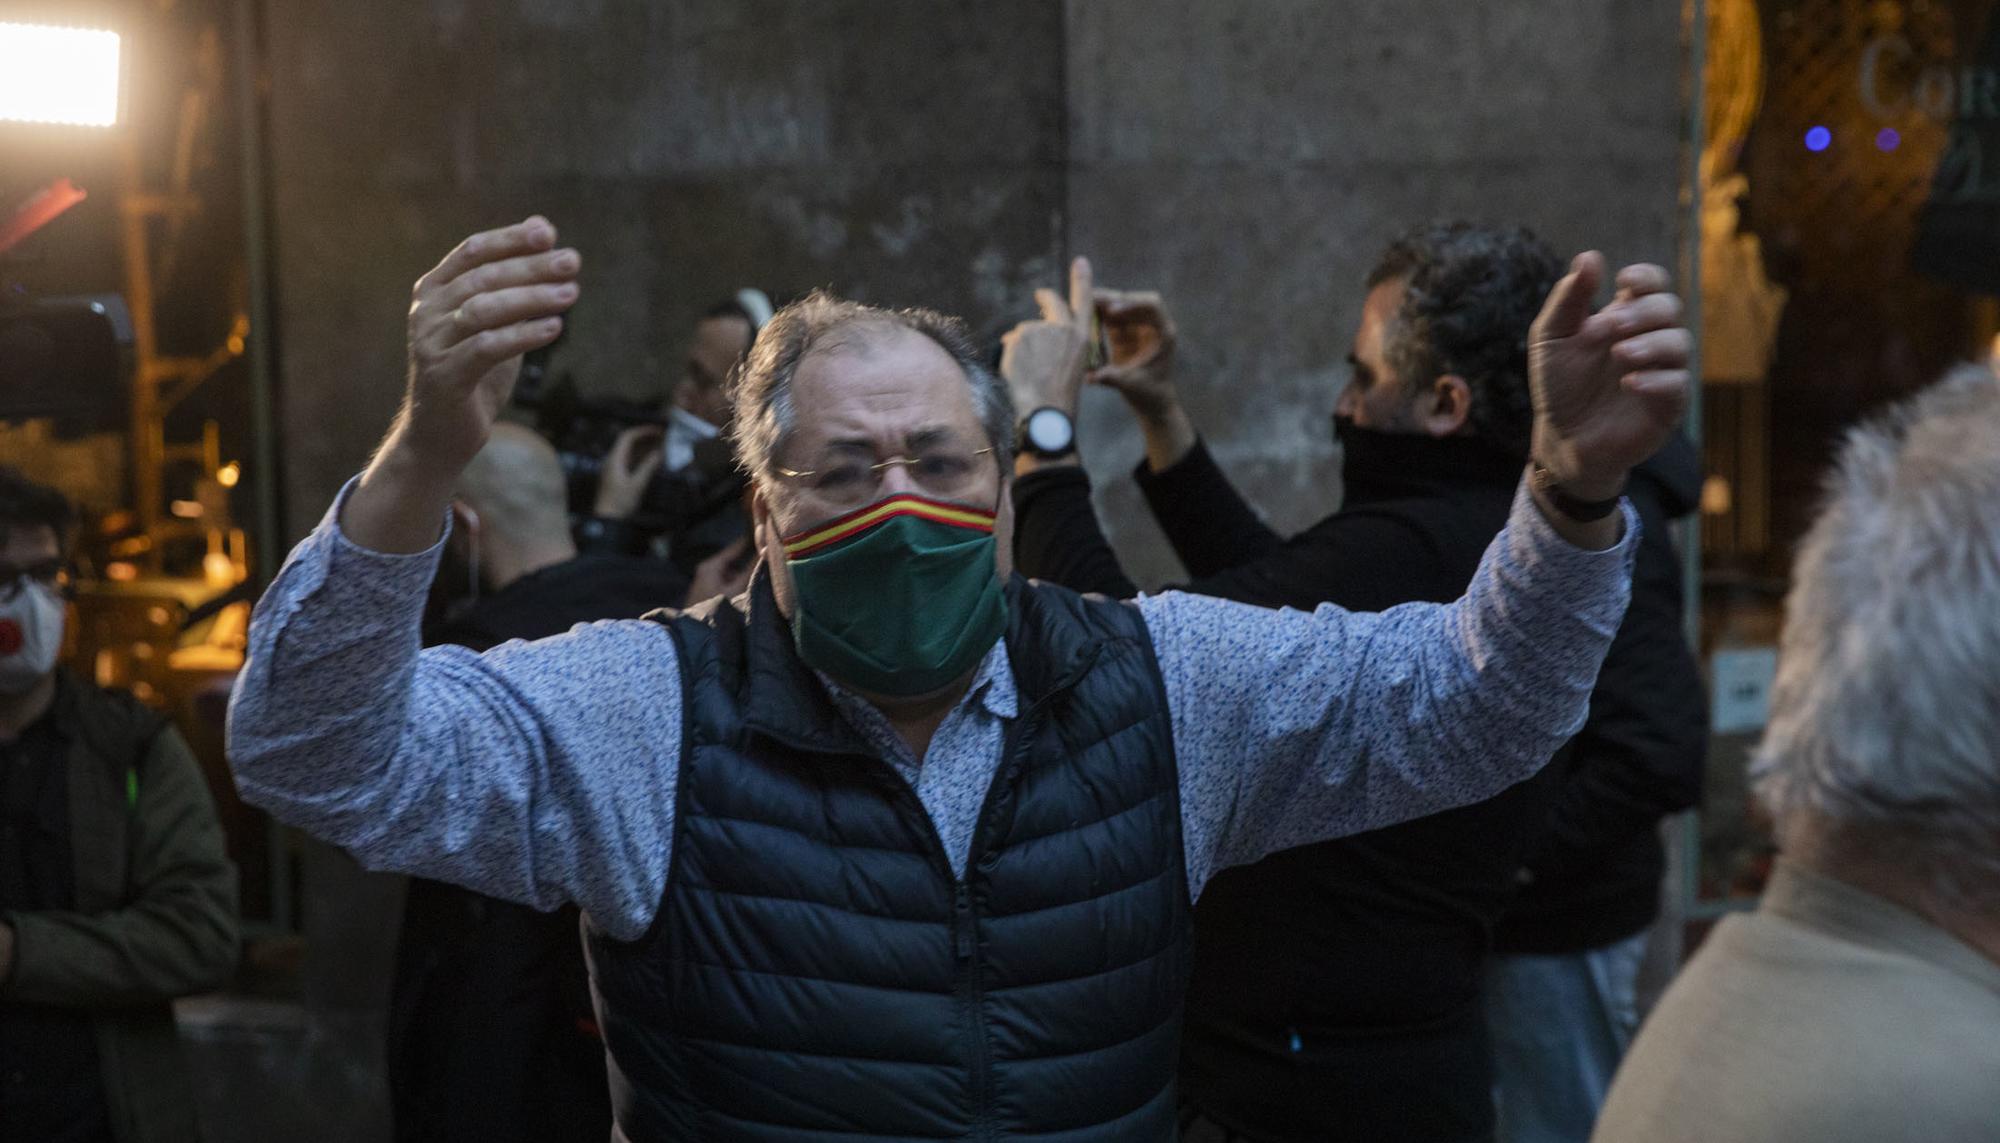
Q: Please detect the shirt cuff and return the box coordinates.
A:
[314,475,454,604]
[1504,477,1642,581]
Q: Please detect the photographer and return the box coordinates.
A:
[572,292,771,573]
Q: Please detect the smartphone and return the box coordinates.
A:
[1085,309,1111,371]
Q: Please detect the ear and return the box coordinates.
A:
[750,481,798,618]
[749,483,784,562]
[1420,374,1473,438]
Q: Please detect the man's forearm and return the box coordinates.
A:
[342,418,461,554]
[1137,403,1197,474]
[227,480,447,830]
[1010,466,1141,598]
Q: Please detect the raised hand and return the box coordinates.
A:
[1088,288,1195,470]
[592,425,666,520]
[999,257,1094,418]
[1528,254,1691,503]
[403,217,582,474]
[343,217,581,553]
[1088,288,1179,420]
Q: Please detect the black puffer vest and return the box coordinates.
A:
[584,574,1191,1141]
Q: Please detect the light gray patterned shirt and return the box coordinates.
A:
[227,479,1637,941]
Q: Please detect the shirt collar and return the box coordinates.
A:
[1763,860,2000,996]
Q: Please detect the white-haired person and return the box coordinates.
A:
[1593,364,2000,1143]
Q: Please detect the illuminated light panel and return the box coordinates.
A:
[1804,126,1832,152]
[0,22,122,127]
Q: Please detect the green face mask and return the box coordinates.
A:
[781,494,1010,698]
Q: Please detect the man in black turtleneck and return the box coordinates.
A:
[1008,222,1706,1143]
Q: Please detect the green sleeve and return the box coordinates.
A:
[3,726,241,1008]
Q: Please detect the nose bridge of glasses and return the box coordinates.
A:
[873,454,924,496]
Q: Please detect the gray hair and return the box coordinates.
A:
[729,290,1015,485]
[1750,364,2000,906]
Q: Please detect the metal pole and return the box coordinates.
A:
[1665,0,1710,981]
[232,0,290,932]
[232,0,280,577]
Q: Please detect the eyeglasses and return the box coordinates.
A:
[775,446,996,511]
[0,560,69,604]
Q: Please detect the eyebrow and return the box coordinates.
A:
[818,426,966,454]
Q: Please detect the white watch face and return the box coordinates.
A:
[1026,408,1073,453]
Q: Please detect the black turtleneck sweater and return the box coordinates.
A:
[1011,427,1705,1143]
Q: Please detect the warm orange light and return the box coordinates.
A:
[105,561,138,581]
[216,462,242,488]
[1701,475,1734,516]
[171,499,206,519]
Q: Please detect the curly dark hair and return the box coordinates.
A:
[0,465,76,554]
[1365,221,1564,459]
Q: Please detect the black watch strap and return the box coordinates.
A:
[1529,463,1624,523]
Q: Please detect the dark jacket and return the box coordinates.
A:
[581,573,1192,1141]
[424,553,690,652]
[1494,437,1707,953]
[1,671,241,1143]
[394,553,688,1143]
[1010,429,1705,1142]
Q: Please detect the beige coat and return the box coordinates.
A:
[1594,863,2000,1143]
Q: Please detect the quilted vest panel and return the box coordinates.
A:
[584,576,1191,1141]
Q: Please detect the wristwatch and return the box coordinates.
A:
[1528,462,1624,523]
[1018,406,1077,459]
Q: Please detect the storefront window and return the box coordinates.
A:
[1693,0,2000,912]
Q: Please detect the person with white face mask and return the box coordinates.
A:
[0,467,239,1143]
[0,545,66,696]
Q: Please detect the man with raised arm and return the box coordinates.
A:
[227,216,1687,1141]
[1003,227,1706,1143]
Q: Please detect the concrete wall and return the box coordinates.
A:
[1065,0,1684,583]
[244,4,1684,1141]
[267,3,1683,567]
[267,0,1069,541]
